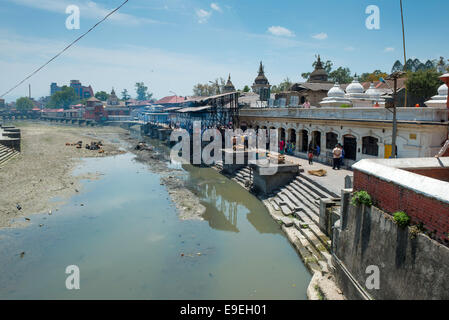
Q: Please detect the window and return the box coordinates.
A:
[362,136,379,157]
[326,132,338,150]
[290,96,299,106]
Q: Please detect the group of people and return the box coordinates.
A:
[278,140,296,155]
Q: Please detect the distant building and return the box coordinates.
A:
[223,74,236,93]
[252,61,271,95]
[50,80,94,99]
[0,99,5,109]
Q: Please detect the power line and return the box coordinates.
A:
[0,0,129,98]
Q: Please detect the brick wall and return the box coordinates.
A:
[353,169,449,241]
[406,168,449,182]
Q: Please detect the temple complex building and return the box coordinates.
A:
[223,74,236,93]
[239,74,449,167]
[251,62,271,95]
[275,55,334,107]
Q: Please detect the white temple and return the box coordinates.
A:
[424,83,448,108]
[319,78,385,108]
[319,83,351,107]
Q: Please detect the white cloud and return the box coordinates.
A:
[196,9,212,23]
[267,26,295,37]
[210,3,222,12]
[6,0,160,25]
[312,32,328,40]
[0,30,250,101]
[344,46,356,51]
[384,47,395,52]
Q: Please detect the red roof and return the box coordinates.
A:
[155,95,185,104]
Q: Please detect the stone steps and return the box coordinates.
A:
[297,173,340,199]
[282,225,323,274]
[0,146,19,167]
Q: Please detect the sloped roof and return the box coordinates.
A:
[155,95,186,104]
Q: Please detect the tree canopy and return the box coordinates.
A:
[192,78,226,96]
[121,89,131,101]
[95,91,110,101]
[406,69,442,105]
[243,85,251,93]
[135,82,153,101]
[359,70,389,83]
[47,86,78,109]
[271,78,293,93]
[329,67,352,84]
[16,97,34,112]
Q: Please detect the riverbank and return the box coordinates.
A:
[0,122,127,229]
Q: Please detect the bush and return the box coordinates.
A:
[393,211,411,228]
[339,104,352,108]
[351,191,372,207]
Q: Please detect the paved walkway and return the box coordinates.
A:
[256,149,353,196]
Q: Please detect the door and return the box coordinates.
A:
[343,136,357,161]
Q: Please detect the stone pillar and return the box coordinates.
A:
[296,130,301,153]
[297,131,302,152]
[440,74,449,109]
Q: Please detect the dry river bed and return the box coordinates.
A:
[0,122,205,230]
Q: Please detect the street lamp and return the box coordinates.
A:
[169,90,178,103]
[380,71,406,158]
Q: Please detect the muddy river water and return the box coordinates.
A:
[0,135,311,299]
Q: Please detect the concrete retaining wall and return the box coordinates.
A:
[333,195,449,300]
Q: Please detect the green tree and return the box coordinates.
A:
[16,97,34,112]
[121,89,131,101]
[192,78,225,96]
[359,70,389,83]
[135,82,153,101]
[47,86,78,109]
[271,78,293,93]
[329,67,352,84]
[406,69,442,105]
[95,91,110,101]
[243,85,251,93]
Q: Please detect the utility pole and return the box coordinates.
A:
[392,77,398,158]
[400,0,408,108]
[383,71,405,158]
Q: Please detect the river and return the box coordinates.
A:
[0,134,311,299]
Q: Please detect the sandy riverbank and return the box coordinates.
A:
[0,122,128,229]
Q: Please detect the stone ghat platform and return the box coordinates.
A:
[249,162,303,194]
[0,124,21,152]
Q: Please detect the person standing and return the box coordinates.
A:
[308,148,314,165]
[279,139,285,155]
[332,144,342,170]
[340,145,345,168]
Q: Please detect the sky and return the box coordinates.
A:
[0,0,448,102]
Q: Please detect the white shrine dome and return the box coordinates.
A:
[328,83,345,98]
[365,83,381,98]
[346,78,365,94]
[438,83,448,96]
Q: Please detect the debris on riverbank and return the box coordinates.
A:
[0,122,127,229]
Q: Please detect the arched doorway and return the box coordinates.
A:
[288,129,296,143]
[301,130,308,152]
[311,131,321,149]
[343,135,357,161]
[279,128,286,142]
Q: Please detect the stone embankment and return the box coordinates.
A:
[212,161,345,300]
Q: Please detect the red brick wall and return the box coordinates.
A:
[406,168,449,182]
[353,170,449,241]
